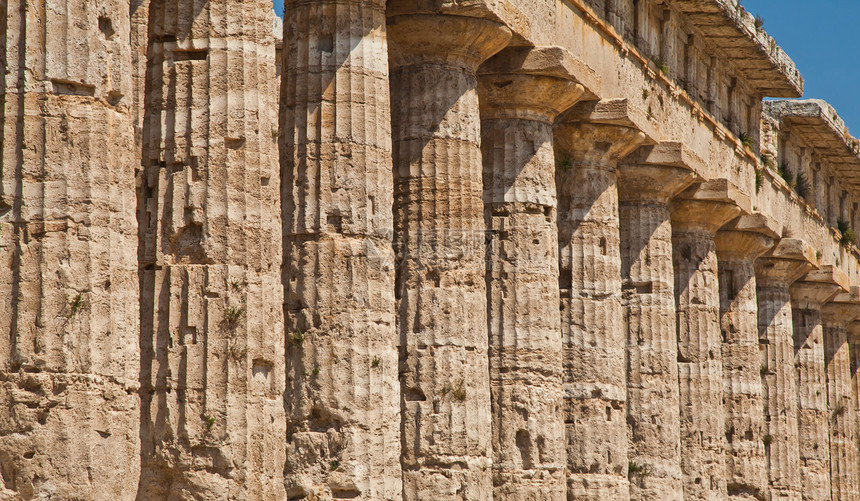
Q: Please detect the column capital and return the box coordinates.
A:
[714,213,780,262]
[387,14,512,69]
[618,142,702,203]
[790,265,850,309]
[478,46,597,122]
[670,179,751,235]
[554,99,655,170]
[821,286,860,326]
[755,238,818,285]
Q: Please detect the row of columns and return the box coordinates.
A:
[279,2,860,500]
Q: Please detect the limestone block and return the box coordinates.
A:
[555,99,652,501]
[478,46,587,500]
[137,1,285,498]
[388,12,511,501]
[0,1,139,497]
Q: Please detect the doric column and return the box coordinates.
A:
[617,142,700,501]
[281,1,401,499]
[821,287,860,501]
[756,239,817,501]
[478,46,593,500]
[670,179,750,500]
[714,214,779,501]
[850,323,860,488]
[790,266,850,501]
[139,1,283,498]
[387,8,512,499]
[0,1,139,497]
[554,99,652,500]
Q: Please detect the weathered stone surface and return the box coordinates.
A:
[137,1,284,498]
[617,143,699,501]
[670,179,750,501]
[0,1,140,497]
[280,1,402,499]
[555,99,650,501]
[821,288,860,501]
[388,11,511,500]
[478,46,587,500]
[756,239,817,501]
[714,213,779,501]
[790,266,849,501]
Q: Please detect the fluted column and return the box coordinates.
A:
[478,46,591,500]
[139,2,283,498]
[714,214,779,501]
[850,323,860,487]
[281,1,401,499]
[617,143,699,501]
[387,9,511,499]
[0,1,139,497]
[756,239,817,501]
[821,288,860,501]
[554,99,651,500]
[789,266,849,501]
[670,179,750,500]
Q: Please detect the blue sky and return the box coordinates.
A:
[273,1,858,134]
[743,0,860,134]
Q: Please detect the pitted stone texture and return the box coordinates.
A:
[671,180,749,501]
[714,215,778,501]
[281,1,401,499]
[756,239,816,501]
[555,100,649,501]
[821,290,860,501]
[0,1,139,498]
[388,13,511,501]
[617,154,697,501]
[479,46,586,500]
[137,1,284,498]
[790,266,849,501]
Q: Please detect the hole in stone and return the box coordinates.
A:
[319,34,334,53]
[332,489,360,499]
[404,387,426,402]
[516,430,532,469]
[599,237,607,255]
[23,451,35,459]
[98,16,116,39]
[175,49,208,62]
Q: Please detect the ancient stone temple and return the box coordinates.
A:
[4,0,860,499]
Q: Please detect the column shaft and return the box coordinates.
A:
[618,157,695,501]
[555,100,649,501]
[281,1,401,498]
[715,223,775,501]
[478,47,587,500]
[388,13,511,500]
[139,1,284,498]
[0,1,139,497]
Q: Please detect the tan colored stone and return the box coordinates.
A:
[617,143,700,501]
[555,99,652,501]
[478,46,586,500]
[388,11,511,501]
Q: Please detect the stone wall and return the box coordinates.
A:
[4,0,860,500]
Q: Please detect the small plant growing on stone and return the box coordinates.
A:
[754,14,764,29]
[760,365,767,376]
[371,356,381,368]
[329,460,339,471]
[738,132,755,150]
[628,461,651,477]
[312,365,320,376]
[204,414,215,430]
[814,442,819,450]
[451,380,466,401]
[838,219,857,247]
[271,127,282,139]
[292,330,305,346]
[762,434,773,446]
[651,57,669,74]
[794,171,810,199]
[67,293,87,318]
[642,88,649,100]
[557,154,572,171]
[224,306,244,327]
[777,163,794,187]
